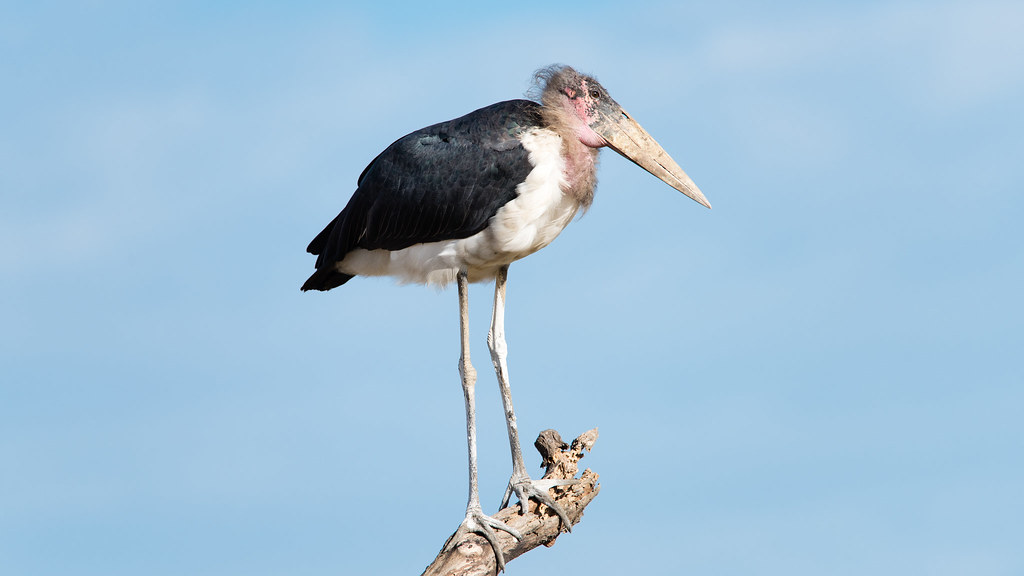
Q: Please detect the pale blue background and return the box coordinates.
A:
[3,1,1022,574]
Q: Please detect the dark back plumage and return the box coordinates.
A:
[302,100,544,291]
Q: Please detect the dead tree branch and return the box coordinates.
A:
[421,429,600,576]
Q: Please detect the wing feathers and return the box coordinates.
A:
[302,100,543,290]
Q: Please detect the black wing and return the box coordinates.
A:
[302,99,543,291]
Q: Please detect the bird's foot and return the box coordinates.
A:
[500,472,578,532]
[456,505,522,573]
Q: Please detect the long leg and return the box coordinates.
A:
[455,270,521,572]
[489,265,575,531]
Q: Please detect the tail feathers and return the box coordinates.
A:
[301,267,355,291]
[304,210,353,291]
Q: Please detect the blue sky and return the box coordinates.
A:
[2,1,1022,574]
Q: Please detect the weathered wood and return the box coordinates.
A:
[421,429,600,576]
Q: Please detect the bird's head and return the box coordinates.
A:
[536,65,710,209]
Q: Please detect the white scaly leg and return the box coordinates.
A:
[489,265,575,531]
[456,269,521,572]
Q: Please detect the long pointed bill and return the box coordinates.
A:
[593,108,711,209]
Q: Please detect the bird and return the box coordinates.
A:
[302,64,709,571]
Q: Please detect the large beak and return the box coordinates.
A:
[592,107,711,209]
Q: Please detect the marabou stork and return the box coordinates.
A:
[302,65,709,570]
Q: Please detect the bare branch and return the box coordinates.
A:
[421,429,600,576]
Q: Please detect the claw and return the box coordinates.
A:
[500,473,579,532]
[459,507,522,573]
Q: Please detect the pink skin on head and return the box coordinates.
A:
[561,79,608,149]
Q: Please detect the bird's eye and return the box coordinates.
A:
[589,89,600,99]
